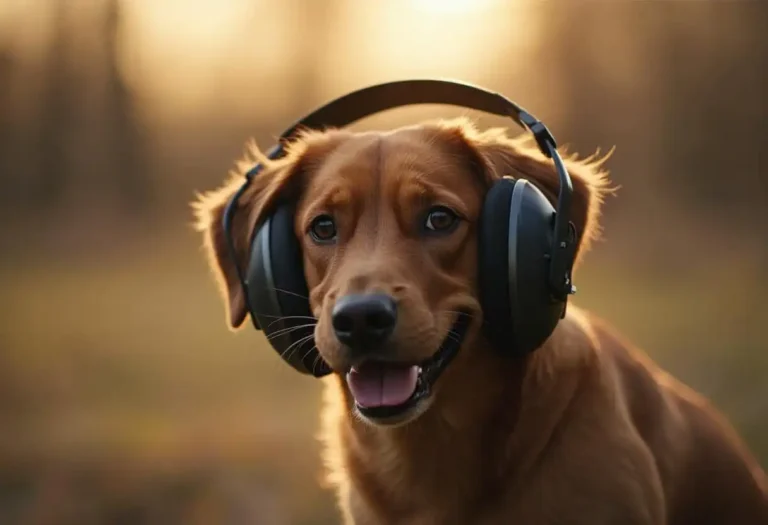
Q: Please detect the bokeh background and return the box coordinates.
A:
[1,0,766,523]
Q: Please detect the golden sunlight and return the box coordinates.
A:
[314,0,540,100]
[117,0,300,121]
[412,0,503,15]
[0,0,56,62]
[115,0,540,123]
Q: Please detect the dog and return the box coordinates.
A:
[193,118,768,524]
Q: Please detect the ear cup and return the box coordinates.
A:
[478,178,566,356]
[246,204,330,376]
[477,179,516,349]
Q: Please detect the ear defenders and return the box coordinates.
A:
[222,79,578,378]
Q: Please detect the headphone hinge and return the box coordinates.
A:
[548,219,578,303]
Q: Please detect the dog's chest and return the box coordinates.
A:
[347,475,501,525]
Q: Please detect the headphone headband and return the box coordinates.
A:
[264,79,554,154]
[223,79,577,328]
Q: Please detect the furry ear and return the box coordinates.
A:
[191,145,300,328]
[439,119,616,269]
[192,131,345,329]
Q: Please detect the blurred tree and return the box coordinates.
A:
[103,0,150,213]
[653,3,767,222]
[35,0,75,211]
[0,48,12,198]
[543,1,768,235]
[287,0,342,113]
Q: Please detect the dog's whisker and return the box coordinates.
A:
[281,341,306,361]
[266,323,317,341]
[270,287,310,301]
[280,333,316,363]
[266,327,316,344]
[446,329,461,338]
[254,313,316,321]
[444,331,462,345]
[309,347,322,376]
[266,322,316,338]
[232,308,316,326]
[438,310,473,318]
[265,315,318,329]
[288,336,317,366]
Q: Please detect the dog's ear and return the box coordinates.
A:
[438,120,616,269]
[193,128,351,329]
[191,144,307,329]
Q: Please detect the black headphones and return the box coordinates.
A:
[222,79,578,378]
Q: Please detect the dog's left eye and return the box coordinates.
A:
[309,214,338,243]
[423,206,460,234]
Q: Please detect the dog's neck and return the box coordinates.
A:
[319,311,597,522]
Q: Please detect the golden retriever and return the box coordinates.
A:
[193,119,768,524]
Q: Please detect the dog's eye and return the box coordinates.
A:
[309,215,337,243]
[423,206,460,234]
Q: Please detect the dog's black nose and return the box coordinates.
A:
[332,294,397,349]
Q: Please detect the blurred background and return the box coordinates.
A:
[0,0,766,523]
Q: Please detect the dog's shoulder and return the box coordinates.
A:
[580,310,768,524]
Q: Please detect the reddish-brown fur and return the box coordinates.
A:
[193,119,768,524]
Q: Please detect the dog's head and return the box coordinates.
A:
[194,119,611,426]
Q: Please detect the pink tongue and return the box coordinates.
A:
[347,363,419,408]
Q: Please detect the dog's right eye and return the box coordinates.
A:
[309,215,337,244]
[423,206,461,235]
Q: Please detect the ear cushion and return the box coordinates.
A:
[478,178,566,356]
[477,179,516,349]
[246,203,330,376]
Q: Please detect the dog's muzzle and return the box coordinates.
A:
[350,312,472,421]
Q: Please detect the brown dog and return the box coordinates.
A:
[193,119,768,524]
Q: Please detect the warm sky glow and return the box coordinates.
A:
[117,0,538,122]
[0,0,540,123]
[0,0,55,62]
[314,0,538,100]
[413,0,503,15]
[118,0,302,121]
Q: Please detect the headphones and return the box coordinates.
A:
[222,79,578,378]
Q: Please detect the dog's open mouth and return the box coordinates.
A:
[346,361,426,421]
[348,361,420,409]
[345,313,471,423]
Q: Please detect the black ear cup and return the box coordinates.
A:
[246,203,330,376]
[478,178,566,356]
[477,179,516,349]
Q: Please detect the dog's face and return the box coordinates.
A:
[296,128,487,424]
[194,119,609,426]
